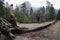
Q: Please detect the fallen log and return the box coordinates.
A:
[0,17,57,39]
[11,21,56,35]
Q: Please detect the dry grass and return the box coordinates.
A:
[51,21,60,40]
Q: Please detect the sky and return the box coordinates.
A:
[4,0,60,9]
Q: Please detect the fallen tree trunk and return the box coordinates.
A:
[11,21,56,35]
[0,17,57,40]
[11,23,52,35]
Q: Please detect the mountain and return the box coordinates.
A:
[19,1,40,13]
[24,1,31,11]
[19,1,31,12]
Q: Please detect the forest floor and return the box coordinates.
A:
[14,21,60,40]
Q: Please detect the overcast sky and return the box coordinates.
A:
[4,0,60,9]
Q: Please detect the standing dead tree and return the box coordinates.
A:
[9,4,17,27]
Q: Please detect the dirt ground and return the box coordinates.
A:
[14,27,54,40]
[0,21,59,40]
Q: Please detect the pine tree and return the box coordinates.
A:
[4,2,10,19]
[15,5,20,22]
[21,3,29,22]
[0,0,5,17]
[46,1,55,21]
[45,4,50,21]
[57,9,60,20]
[49,6,55,20]
[30,7,33,22]
[21,3,27,22]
